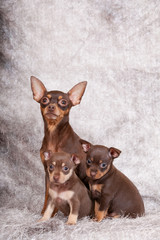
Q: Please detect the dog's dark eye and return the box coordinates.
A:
[49,164,54,171]
[87,159,92,165]
[63,166,69,172]
[58,99,68,107]
[100,163,107,169]
[41,97,50,105]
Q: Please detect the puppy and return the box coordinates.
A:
[38,151,93,225]
[80,140,145,222]
[30,76,88,214]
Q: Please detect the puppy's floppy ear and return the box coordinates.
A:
[109,147,121,159]
[68,81,87,106]
[30,76,47,102]
[43,151,52,161]
[71,154,80,165]
[80,139,91,153]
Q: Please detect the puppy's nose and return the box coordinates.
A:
[48,104,55,111]
[90,170,97,177]
[53,175,59,182]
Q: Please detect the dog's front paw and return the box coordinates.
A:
[95,210,106,222]
[66,214,78,225]
[37,217,46,223]
[37,216,50,223]
[66,220,76,225]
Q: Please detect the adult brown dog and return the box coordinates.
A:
[31,76,87,214]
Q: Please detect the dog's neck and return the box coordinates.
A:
[42,114,75,152]
[43,114,70,136]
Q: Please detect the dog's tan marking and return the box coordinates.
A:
[113,214,120,218]
[58,96,63,100]
[94,201,100,218]
[107,212,121,218]
[66,214,78,225]
[49,188,58,199]
[94,164,111,180]
[48,168,73,183]
[99,160,102,163]
[94,201,108,221]
[62,163,65,167]
[59,169,73,184]
[48,124,56,132]
[48,171,54,182]
[47,94,52,99]
[49,188,74,201]
[91,184,103,193]
[59,190,74,200]
[95,210,106,222]
[38,202,55,222]
[53,162,56,165]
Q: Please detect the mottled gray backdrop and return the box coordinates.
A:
[0,0,160,239]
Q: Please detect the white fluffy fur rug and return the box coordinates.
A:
[0,0,160,239]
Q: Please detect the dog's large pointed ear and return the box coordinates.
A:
[79,139,91,153]
[71,154,80,165]
[68,81,87,106]
[109,147,121,159]
[30,76,47,102]
[43,151,52,161]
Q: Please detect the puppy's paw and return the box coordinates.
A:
[95,210,105,222]
[66,214,78,225]
[37,218,45,223]
[66,220,76,225]
[37,216,49,223]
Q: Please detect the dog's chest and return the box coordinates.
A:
[49,188,74,203]
[90,184,103,200]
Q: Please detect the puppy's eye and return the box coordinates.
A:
[49,164,54,171]
[63,166,69,172]
[87,159,92,165]
[58,99,68,107]
[41,97,50,105]
[100,163,107,169]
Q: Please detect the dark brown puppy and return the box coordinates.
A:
[31,76,87,214]
[80,140,145,222]
[38,151,92,225]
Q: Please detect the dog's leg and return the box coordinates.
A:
[66,198,80,225]
[94,201,100,219]
[38,202,55,222]
[94,200,109,222]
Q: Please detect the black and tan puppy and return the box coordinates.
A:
[80,140,145,222]
[38,151,92,225]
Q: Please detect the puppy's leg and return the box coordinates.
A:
[38,202,55,222]
[94,201,100,219]
[41,172,58,217]
[66,198,80,225]
[94,196,110,222]
[93,201,106,222]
